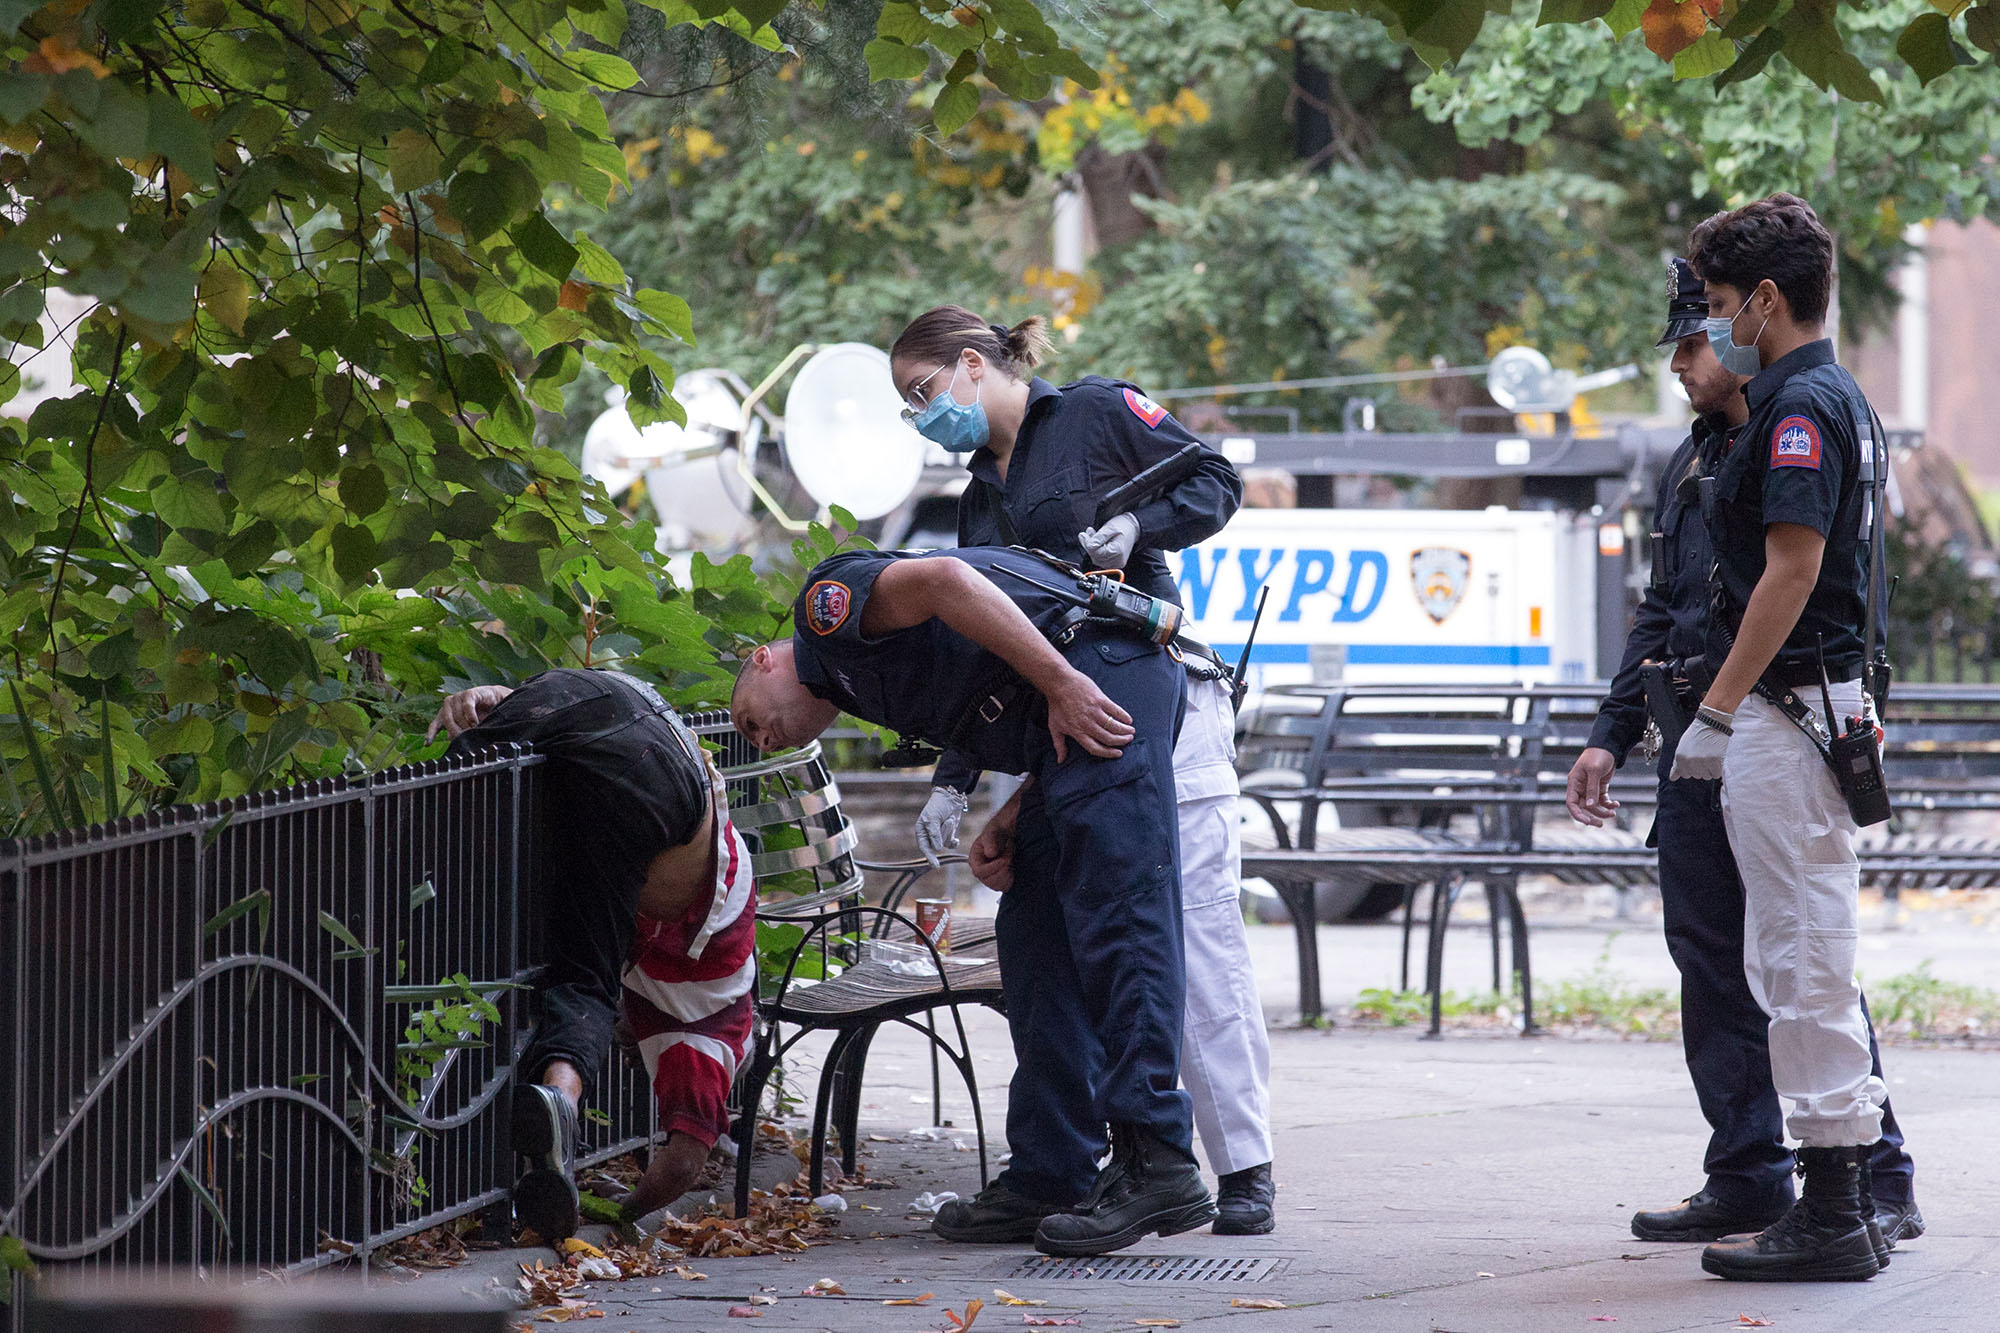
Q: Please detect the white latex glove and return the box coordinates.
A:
[1078,512,1141,570]
[1668,704,1734,781]
[915,786,970,867]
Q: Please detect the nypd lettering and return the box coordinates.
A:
[1770,414,1823,470]
[804,580,851,635]
[1122,387,1168,429]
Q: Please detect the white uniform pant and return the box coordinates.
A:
[1719,682,1885,1148]
[1174,674,1273,1176]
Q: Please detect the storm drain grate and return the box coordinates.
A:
[1000,1255,1284,1283]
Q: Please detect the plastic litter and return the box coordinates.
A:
[573,1256,620,1281]
[813,1193,848,1213]
[906,1190,959,1215]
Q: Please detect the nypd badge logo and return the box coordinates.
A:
[1122,387,1168,429]
[1770,414,1822,470]
[1410,547,1471,624]
[804,580,851,635]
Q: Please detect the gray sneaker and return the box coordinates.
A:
[512,1083,580,1242]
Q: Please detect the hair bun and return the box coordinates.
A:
[989,322,1012,343]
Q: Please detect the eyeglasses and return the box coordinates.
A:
[899,359,957,424]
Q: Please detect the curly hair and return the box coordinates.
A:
[1686,193,1834,326]
[890,305,1054,380]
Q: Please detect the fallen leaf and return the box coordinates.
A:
[1737,1320,1773,1329]
[1476,1271,1495,1278]
[726,1308,764,1319]
[673,1265,707,1281]
[993,1289,1047,1307]
[748,1294,776,1306]
[885,1293,937,1306]
[1230,1299,1288,1310]
[1022,1319,1081,1328]
[944,1297,985,1330]
[804,1278,846,1296]
[560,1238,606,1258]
[1133,1322,1180,1329]
[1590,1320,1619,1324]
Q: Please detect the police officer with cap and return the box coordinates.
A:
[1567,256,1918,1255]
[1667,193,1907,1281]
[884,305,1275,1239]
[731,544,1214,1257]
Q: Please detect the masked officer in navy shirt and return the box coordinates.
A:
[1667,193,1901,1282]
[731,545,1214,1257]
[883,306,1275,1239]
[1567,257,1918,1254]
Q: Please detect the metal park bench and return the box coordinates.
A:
[683,716,1002,1217]
[1237,682,2000,1036]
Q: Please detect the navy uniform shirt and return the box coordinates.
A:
[1703,339,1871,678]
[957,376,1242,606]
[790,547,1107,776]
[1587,416,1733,764]
[935,376,1240,790]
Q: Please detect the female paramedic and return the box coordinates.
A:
[884,305,1274,1239]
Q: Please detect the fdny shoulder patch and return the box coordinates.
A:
[1770,415,1823,470]
[1122,387,1168,429]
[804,580,851,635]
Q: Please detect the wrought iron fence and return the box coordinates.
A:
[0,712,753,1322]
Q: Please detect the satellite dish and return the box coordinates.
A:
[580,370,756,553]
[1485,346,1565,413]
[782,343,927,520]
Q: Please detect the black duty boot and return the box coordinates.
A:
[1853,1151,1892,1269]
[1701,1146,1882,1282]
[1630,1187,1791,1243]
[1034,1128,1216,1257]
[932,1183,1068,1243]
[512,1082,581,1242]
[1875,1194,1926,1246]
[1214,1162,1275,1236]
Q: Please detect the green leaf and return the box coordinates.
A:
[1673,30,1737,77]
[7,680,75,831]
[732,0,787,26]
[1895,12,1960,83]
[634,288,693,341]
[410,876,436,909]
[1605,0,1648,37]
[202,887,271,941]
[338,464,389,517]
[1721,0,1785,39]
[1969,2,2000,53]
[864,37,931,81]
[572,50,641,90]
[510,212,579,280]
[318,909,376,957]
[0,1231,38,1292]
[386,128,446,191]
[1538,0,1618,22]
[417,34,466,84]
[177,1164,230,1240]
[876,1,934,45]
[330,522,379,585]
[146,92,217,187]
[932,79,981,135]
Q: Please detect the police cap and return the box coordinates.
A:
[1658,255,1707,348]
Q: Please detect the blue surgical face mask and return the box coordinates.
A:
[909,362,989,453]
[1705,298,1769,377]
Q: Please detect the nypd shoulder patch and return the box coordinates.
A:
[1122,387,1167,429]
[1770,414,1823,470]
[804,580,851,635]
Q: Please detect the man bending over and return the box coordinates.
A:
[429,668,754,1240]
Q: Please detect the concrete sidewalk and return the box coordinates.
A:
[405,906,2000,1331]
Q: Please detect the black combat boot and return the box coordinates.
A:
[1874,1193,1926,1246]
[1631,1187,1791,1243]
[1853,1150,1892,1269]
[1033,1128,1217,1257]
[1701,1146,1882,1282]
[932,1182,1068,1243]
[512,1082,581,1242]
[1214,1162,1275,1236]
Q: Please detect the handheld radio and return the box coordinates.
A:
[1818,640,1890,827]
